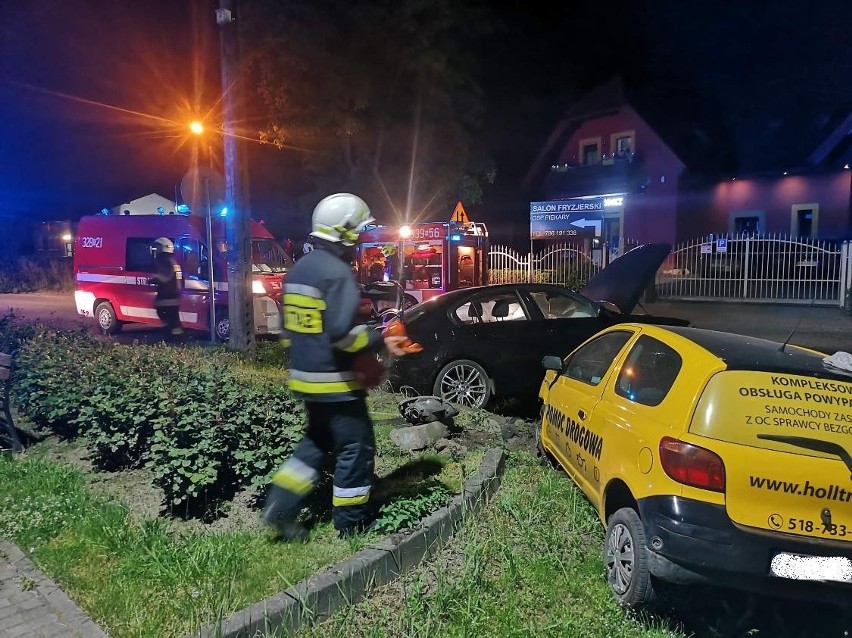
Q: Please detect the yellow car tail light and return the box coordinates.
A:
[659,437,726,492]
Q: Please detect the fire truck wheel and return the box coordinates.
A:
[433,359,491,409]
[214,308,230,342]
[95,301,122,335]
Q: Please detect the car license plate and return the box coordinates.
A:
[770,552,852,583]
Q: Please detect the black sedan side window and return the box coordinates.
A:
[614,336,682,406]
[563,331,633,386]
[529,290,597,319]
[453,292,528,324]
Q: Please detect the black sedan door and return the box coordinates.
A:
[448,289,545,396]
[519,286,606,362]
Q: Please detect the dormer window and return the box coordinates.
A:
[579,137,601,165]
[610,130,636,158]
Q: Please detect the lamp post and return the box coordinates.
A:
[217,0,255,357]
[398,224,412,321]
[189,121,218,343]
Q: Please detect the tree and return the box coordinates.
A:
[242,0,495,222]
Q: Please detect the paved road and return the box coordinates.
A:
[4,292,852,353]
[0,292,215,345]
[644,300,852,354]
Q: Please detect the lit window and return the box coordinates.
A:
[615,136,632,154]
[582,143,599,165]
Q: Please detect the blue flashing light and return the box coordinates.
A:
[449,233,462,242]
[176,204,191,214]
[219,207,228,217]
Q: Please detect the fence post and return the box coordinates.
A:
[528,239,533,282]
[843,241,850,312]
[742,234,750,298]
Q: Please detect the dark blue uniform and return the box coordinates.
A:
[150,252,183,335]
[264,239,384,535]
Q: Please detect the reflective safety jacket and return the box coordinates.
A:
[151,254,183,306]
[283,241,383,401]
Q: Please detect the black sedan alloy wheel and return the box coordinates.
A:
[433,359,491,408]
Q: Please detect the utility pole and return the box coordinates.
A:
[216,0,255,356]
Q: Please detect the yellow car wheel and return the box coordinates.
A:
[604,508,657,608]
[534,407,555,467]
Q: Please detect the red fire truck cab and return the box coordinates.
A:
[73,213,292,339]
[357,219,489,309]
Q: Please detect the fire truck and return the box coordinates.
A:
[356,217,489,311]
[73,213,292,339]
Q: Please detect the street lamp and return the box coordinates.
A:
[397,225,413,319]
[189,120,217,343]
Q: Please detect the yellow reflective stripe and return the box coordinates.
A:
[272,469,314,495]
[332,494,370,507]
[284,306,323,334]
[289,370,358,383]
[285,283,323,298]
[343,329,369,352]
[336,328,370,353]
[284,293,326,310]
[287,378,363,394]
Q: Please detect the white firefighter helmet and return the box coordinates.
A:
[309,193,375,246]
[151,237,175,254]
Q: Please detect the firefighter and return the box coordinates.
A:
[148,237,183,336]
[262,193,408,540]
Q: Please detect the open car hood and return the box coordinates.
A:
[579,243,671,314]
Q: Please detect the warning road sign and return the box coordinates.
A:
[451,201,469,224]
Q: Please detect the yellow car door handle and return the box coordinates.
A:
[578,409,587,421]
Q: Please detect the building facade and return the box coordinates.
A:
[527,78,852,246]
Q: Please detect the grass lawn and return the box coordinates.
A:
[0,452,366,637]
[298,453,678,638]
[0,389,488,637]
[298,453,852,638]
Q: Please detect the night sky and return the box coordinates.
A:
[2,0,851,243]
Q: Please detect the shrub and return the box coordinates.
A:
[12,327,103,437]
[0,256,74,293]
[371,481,454,534]
[12,331,306,516]
[75,346,167,470]
[0,312,37,354]
[488,266,598,290]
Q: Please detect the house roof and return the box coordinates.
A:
[735,108,852,174]
[525,76,852,189]
[524,77,736,189]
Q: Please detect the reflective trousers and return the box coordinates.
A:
[154,299,181,333]
[265,398,375,532]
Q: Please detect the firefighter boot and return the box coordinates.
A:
[261,484,309,542]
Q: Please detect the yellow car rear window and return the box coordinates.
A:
[690,370,852,458]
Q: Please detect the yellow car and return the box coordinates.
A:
[537,324,852,608]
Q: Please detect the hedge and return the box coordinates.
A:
[11,327,303,517]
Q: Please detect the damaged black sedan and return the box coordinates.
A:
[384,244,688,408]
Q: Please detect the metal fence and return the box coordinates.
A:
[655,234,843,305]
[488,235,850,306]
[489,243,600,287]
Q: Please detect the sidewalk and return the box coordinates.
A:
[0,541,107,638]
[643,300,852,354]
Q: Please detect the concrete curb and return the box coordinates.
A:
[0,540,109,638]
[193,447,507,638]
